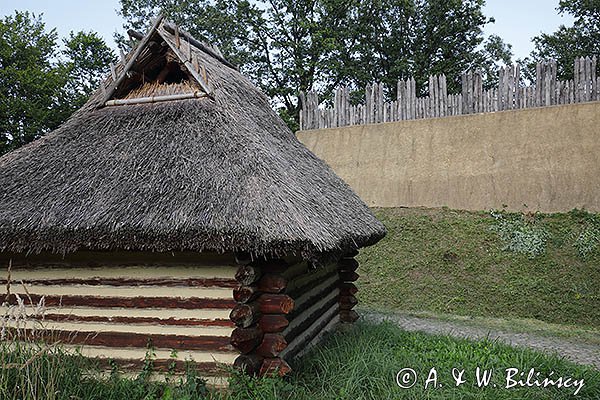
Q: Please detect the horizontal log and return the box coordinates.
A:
[280,261,310,281]
[233,285,259,303]
[105,92,207,106]
[286,264,338,299]
[339,296,358,311]
[284,289,338,342]
[235,265,262,286]
[259,294,294,314]
[42,313,233,327]
[280,303,339,362]
[292,314,339,362]
[338,258,358,272]
[259,358,292,377]
[258,314,289,333]
[4,294,235,310]
[339,271,359,282]
[255,333,287,358]
[339,295,358,306]
[339,282,358,296]
[233,354,263,375]
[257,274,287,293]
[288,275,339,318]
[229,302,260,328]
[0,277,238,288]
[6,328,233,352]
[339,310,359,323]
[230,326,263,354]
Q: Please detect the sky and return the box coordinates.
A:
[0,0,575,61]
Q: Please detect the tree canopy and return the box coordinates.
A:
[0,11,115,156]
[117,0,512,127]
[527,0,600,80]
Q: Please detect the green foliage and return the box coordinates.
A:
[0,11,115,156]
[490,210,550,258]
[117,0,511,126]
[523,0,600,80]
[571,209,600,258]
[357,208,600,327]
[62,31,117,108]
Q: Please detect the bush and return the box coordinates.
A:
[490,210,549,258]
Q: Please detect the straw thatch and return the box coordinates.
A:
[0,21,385,259]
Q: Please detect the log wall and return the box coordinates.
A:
[0,251,239,382]
[230,253,359,376]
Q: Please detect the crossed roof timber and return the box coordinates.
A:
[100,14,214,106]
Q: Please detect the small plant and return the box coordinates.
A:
[490,210,549,258]
[570,210,600,258]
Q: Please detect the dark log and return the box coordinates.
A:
[42,313,233,327]
[258,314,289,333]
[4,294,235,310]
[284,293,338,342]
[233,285,259,303]
[339,310,359,323]
[7,328,233,352]
[233,354,263,376]
[258,273,287,293]
[286,262,338,299]
[255,334,287,358]
[127,29,144,40]
[259,358,292,377]
[339,282,358,296]
[338,258,359,272]
[229,302,260,328]
[230,326,263,354]
[0,277,237,288]
[235,264,262,285]
[287,275,339,319]
[259,294,294,314]
[339,295,358,310]
[339,270,359,282]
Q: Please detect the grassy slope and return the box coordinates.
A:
[356,208,600,328]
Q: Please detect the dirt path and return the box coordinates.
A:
[363,311,600,370]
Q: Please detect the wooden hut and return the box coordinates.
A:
[0,16,385,381]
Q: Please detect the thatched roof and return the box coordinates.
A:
[0,17,385,259]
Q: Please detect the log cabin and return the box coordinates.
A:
[0,16,385,382]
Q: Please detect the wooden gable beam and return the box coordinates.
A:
[157,25,213,97]
[100,14,165,106]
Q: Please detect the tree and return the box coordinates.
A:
[63,31,117,108]
[526,0,600,80]
[0,12,115,156]
[118,0,511,125]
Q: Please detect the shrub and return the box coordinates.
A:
[490,210,549,258]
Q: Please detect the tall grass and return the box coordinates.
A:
[0,321,598,399]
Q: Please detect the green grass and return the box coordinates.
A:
[357,208,600,328]
[3,322,598,399]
